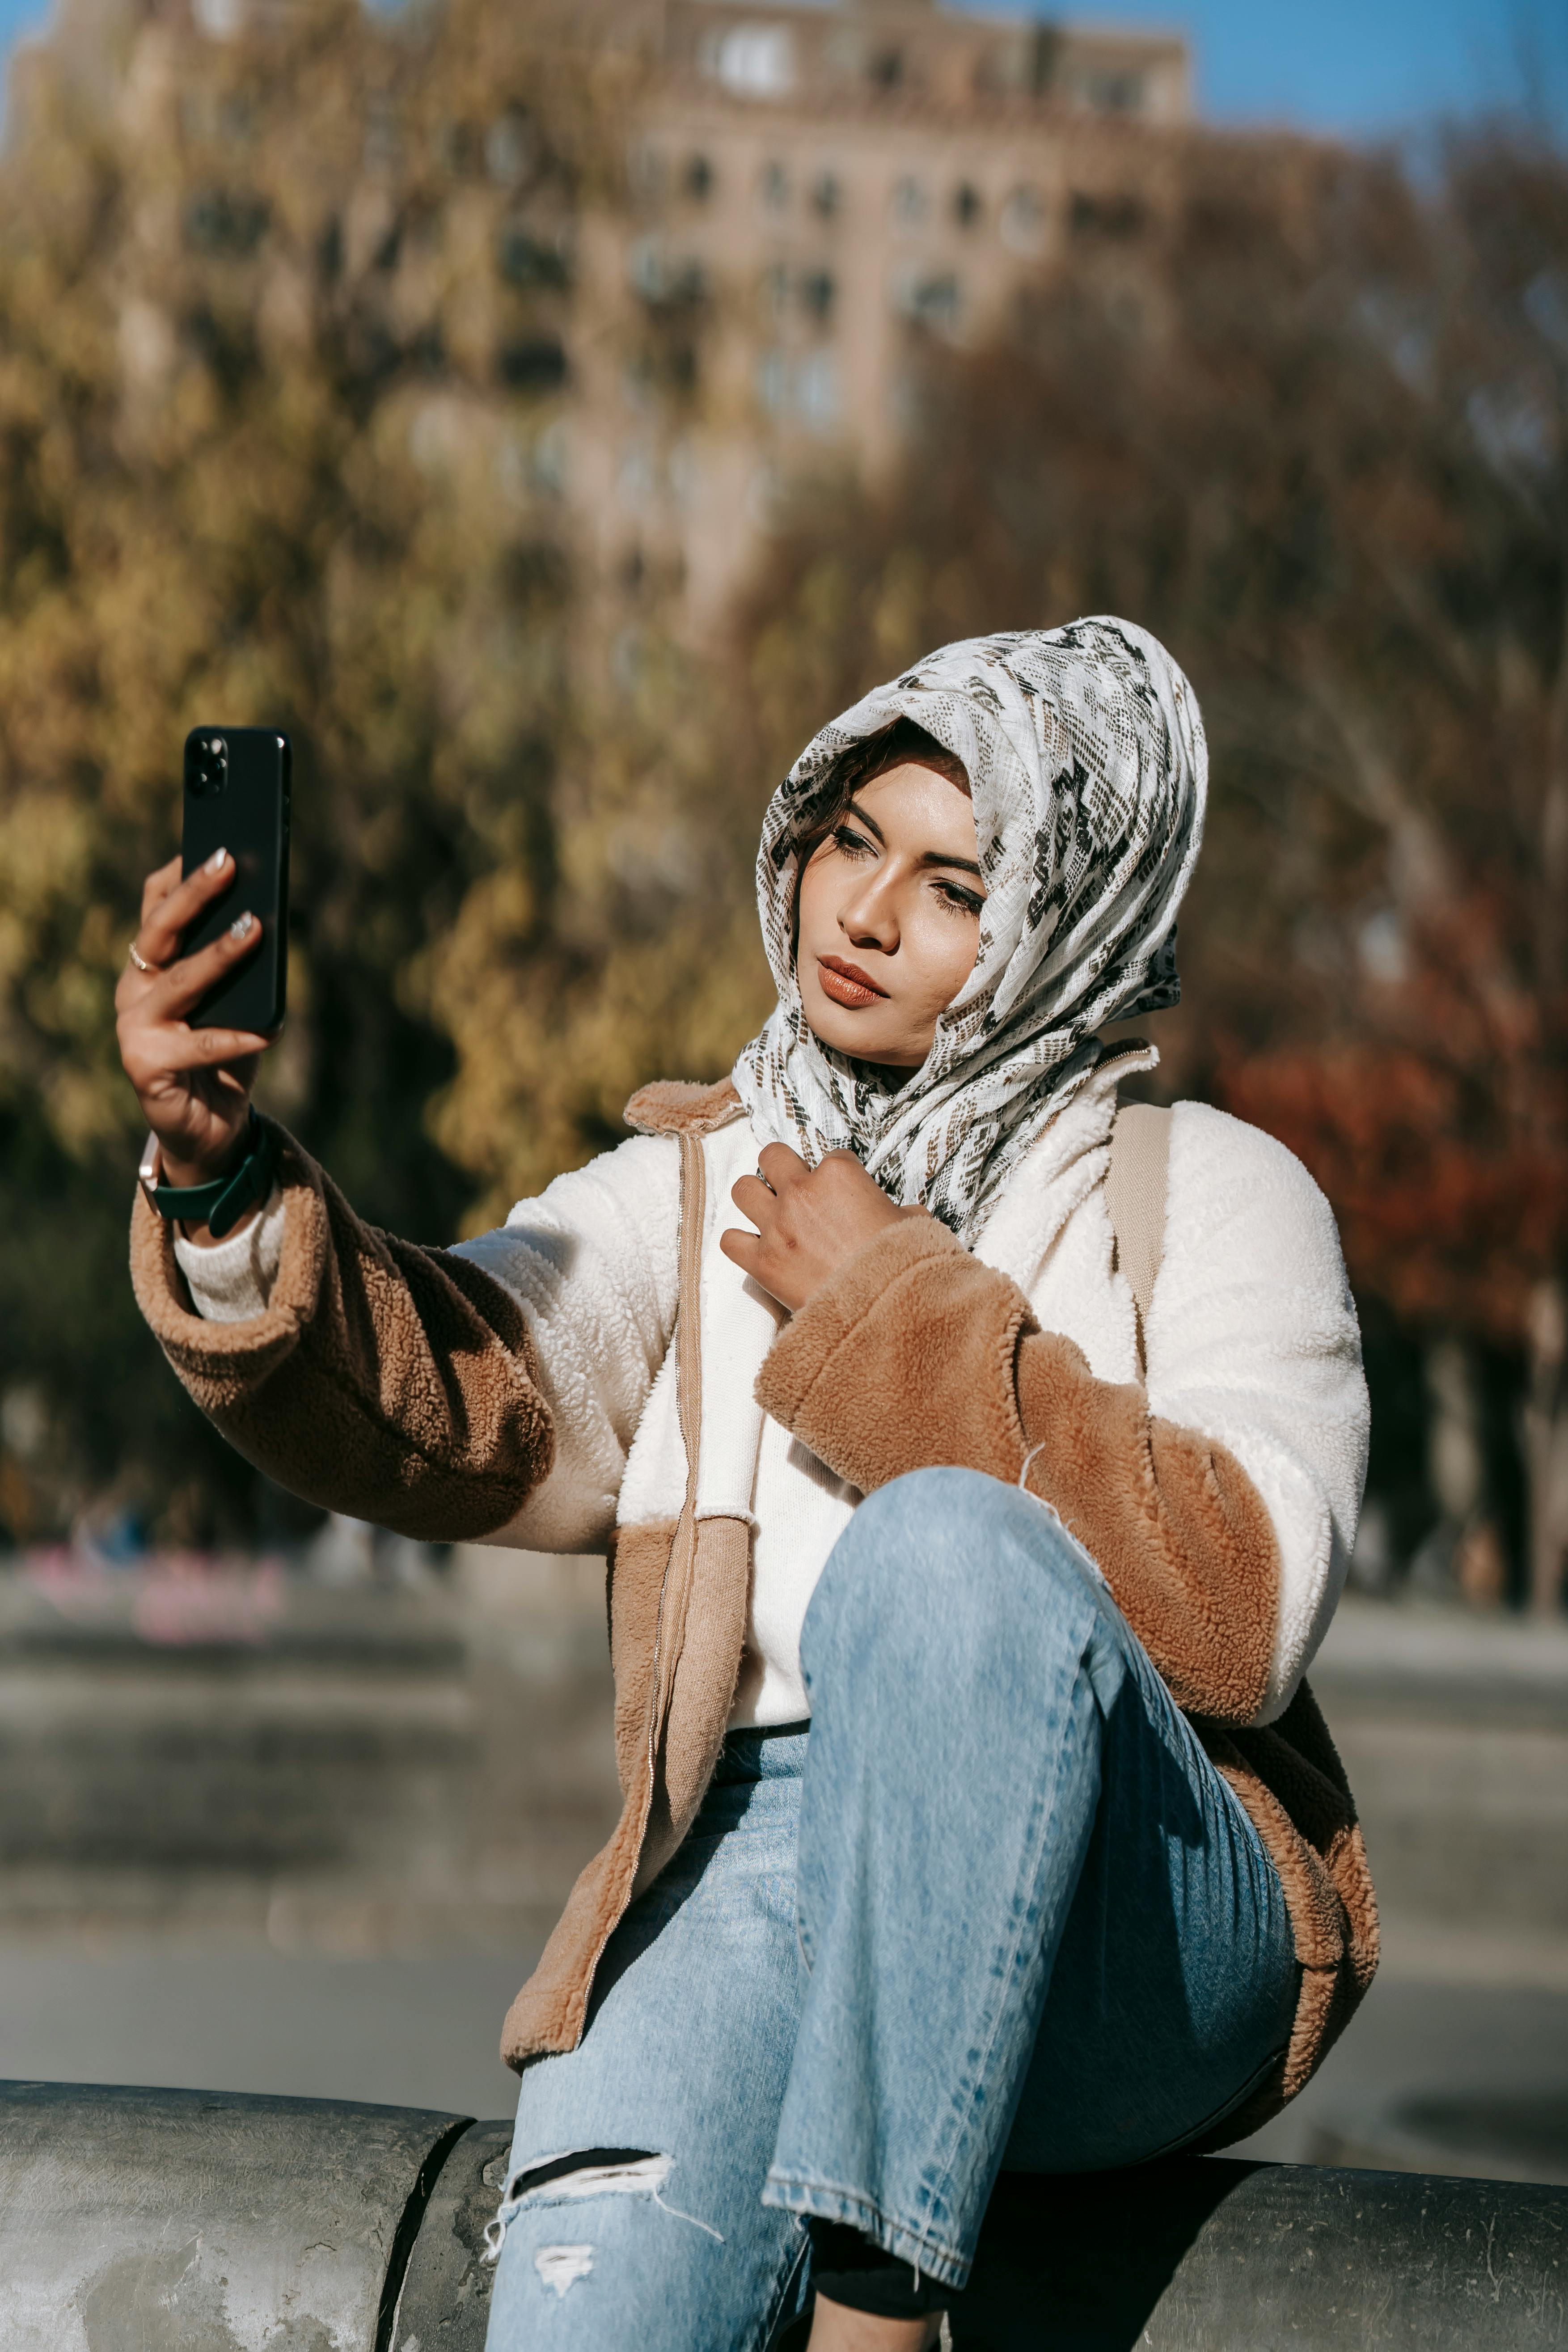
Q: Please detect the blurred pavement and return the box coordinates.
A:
[0,1562,1563,2178]
[1232,1596,1568,2179]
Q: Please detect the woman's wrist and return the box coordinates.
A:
[161,1149,234,1192]
[159,1124,251,1192]
[142,1111,274,1248]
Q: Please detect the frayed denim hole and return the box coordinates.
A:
[511,2147,657,2199]
[485,2149,727,2260]
[534,2242,595,2297]
[483,2148,655,2264]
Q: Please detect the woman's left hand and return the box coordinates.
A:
[721,1144,924,1313]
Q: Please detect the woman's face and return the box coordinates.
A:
[795,761,986,1070]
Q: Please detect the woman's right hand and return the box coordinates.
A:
[115,849,275,1191]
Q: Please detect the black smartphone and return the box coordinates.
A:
[179,726,291,1033]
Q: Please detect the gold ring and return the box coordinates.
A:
[127,942,157,974]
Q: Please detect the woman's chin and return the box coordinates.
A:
[803,1004,923,1070]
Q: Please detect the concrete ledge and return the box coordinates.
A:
[0,2080,472,2352]
[960,2157,1568,2348]
[390,2116,511,2351]
[4,2081,1567,2349]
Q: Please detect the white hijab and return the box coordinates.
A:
[731,618,1208,1242]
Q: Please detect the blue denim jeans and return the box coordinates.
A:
[485,1469,1299,2348]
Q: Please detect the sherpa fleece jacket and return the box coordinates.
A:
[130,1051,1377,2139]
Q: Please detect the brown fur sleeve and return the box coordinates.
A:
[756,1217,1278,1727]
[130,1121,554,1542]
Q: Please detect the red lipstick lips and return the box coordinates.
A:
[817,956,889,1009]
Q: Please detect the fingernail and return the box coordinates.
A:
[228,912,253,939]
[206,846,228,873]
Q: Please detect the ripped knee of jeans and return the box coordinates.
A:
[482,2146,726,2272]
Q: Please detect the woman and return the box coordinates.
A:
[119,620,1374,2351]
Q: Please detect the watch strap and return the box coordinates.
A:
[141,1112,277,1240]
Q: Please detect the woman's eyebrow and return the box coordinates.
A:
[844,799,984,880]
[917,850,984,879]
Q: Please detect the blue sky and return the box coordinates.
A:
[1031,0,1561,138]
[0,0,1554,142]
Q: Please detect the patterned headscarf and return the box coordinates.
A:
[731,618,1207,1241]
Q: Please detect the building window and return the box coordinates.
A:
[756,348,790,417]
[531,419,567,497]
[498,223,571,289]
[627,143,666,203]
[669,436,699,506]
[800,268,835,323]
[629,237,664,299]
[703,24,797,101]
[887,367,919,436]
[747,461,783,526]
[362,95,400,173]
[870,47,904,90]
[1077,68,1145,115]
[629,238,707,306]
[499,337,568,393]
[796,350,841,431]
[485,108,534,188]
[762,262,790,320]
[893,267,960,333]
[760,161,790,212]
[891,175,928,228]
[1069,190,1146,238]
[811,170,841,220]
[755,350,842,431]
[685,154,714,202]
[435,122,483,179]
[953,182,983,230]
[999,185,1046,256]
[617,444,657,513]
[183,189,270,256]
[194,0,244,38]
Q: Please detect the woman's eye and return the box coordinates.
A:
[832,825,875,860]
[934,880,984,915]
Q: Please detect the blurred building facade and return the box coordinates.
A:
[8,0,1192,639]
[581,0,1192,631]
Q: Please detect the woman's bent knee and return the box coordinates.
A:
[824,1467,1099,1607]
[802,1467,1107,1700]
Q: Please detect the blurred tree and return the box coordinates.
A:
[6,0,1567,1616]
[0,0,625,1541]
[412,631,776,1221]
[706,129,1568,1608]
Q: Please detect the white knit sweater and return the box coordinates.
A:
[176,1058,1368,1730]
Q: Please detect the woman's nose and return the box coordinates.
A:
[838,872,900,954]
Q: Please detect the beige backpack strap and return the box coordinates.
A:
[1107,1102,1172,1381]
[652,1130,707,1740]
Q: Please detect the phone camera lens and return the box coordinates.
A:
[189,735,228,797]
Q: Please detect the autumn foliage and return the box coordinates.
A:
[0,3,1564,1599]
[720,127,1568,1604]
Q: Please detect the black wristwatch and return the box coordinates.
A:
[138,1110,278,1240]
